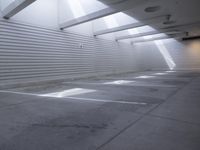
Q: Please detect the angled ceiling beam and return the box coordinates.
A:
[59,0,147,30]
[2,0,36,19]
[116,30,182,41]
[94,15,168,36]
[94,22,144,36]
[131,32,187,44]
[131,36,174,44]
[161,21,200,31]
[131,36,169,44]
[117,30,160,41]
[118,21,200,41]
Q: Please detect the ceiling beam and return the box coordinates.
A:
[59,0,146,30]
[162,21,200,31]
[119,21,200,41]
[2,0,36,19]
[131,32,187,44]
[94,15,168,36]
[94,22,144,36]
[131,36,173,44]
[116,30,182,41]
[117,30,160,41]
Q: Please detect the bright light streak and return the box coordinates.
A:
[143,35,153,40]
[136,75,155,79]
[67,0,85,18]
[128,28,140,35]
[166,71,176,73]
[40,88,96,98]
[103,15,119,28]
[153,73,168,75]
[128,26,155,35]
[104,80,135,85]
[143,33,167,40]
[155,40,176,70]
[104,12,138,29]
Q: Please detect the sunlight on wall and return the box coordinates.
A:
[155,40,176,70]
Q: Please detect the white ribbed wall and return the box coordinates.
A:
[0,19,139,86]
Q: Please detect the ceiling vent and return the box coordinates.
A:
[144,6,161,13]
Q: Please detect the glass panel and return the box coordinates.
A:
[66,0,108,19]
[128,25,155,35]
[0,0,15,10]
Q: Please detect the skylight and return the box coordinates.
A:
[66,0,107,19]
[128,25,155,35]
[67,0,85,18]
[0,0,15,10]
[103,15,119,28]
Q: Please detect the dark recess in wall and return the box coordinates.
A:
[182,36,200,41]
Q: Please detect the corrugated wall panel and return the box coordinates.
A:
[0,20,137,86]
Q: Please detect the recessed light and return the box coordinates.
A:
[144,6,161,13]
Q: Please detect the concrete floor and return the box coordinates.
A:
[0,70,200,150]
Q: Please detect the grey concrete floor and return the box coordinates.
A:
[0,70,200,150]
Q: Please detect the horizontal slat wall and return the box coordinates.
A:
[0,20,137,86]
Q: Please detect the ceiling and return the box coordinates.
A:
[98,0,200,37]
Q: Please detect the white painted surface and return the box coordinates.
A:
[0,20,139,86]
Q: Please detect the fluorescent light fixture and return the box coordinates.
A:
[136,75,155,79]
[104,80,134,85]
[155,40,176,70]
[40,88,96,98]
